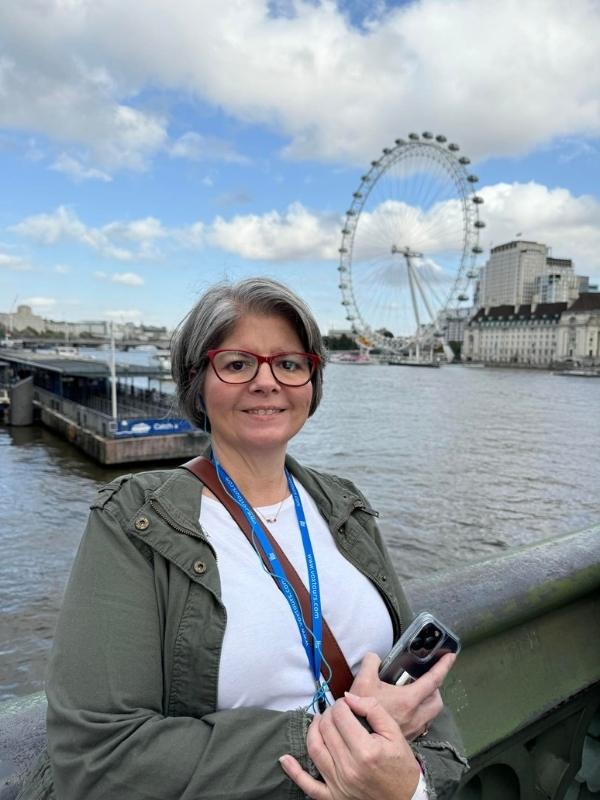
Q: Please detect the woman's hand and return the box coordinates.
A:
[350,651,456,741]
[279,692,421,800]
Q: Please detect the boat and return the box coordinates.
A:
[329,353,373,365]
[387,358,440,368]
[554,369,600,378]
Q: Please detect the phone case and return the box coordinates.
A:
[378,611,461,684]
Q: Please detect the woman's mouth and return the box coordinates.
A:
[244,408,284,416]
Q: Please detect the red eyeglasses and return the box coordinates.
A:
[207,349,320,386]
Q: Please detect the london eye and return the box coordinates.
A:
[337,132,484,360]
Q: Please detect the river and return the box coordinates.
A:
[1,363,598,700]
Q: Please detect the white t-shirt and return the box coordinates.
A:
[199,480,393,711]
[199,481,428,800]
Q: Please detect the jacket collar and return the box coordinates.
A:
[145,440,363,539]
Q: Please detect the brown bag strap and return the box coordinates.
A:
[182,455,354,700]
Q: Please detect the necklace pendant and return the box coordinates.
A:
[264,516,276,524]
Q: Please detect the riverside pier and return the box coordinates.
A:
[0,350,206,464]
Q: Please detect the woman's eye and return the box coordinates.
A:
[226,360,250,371]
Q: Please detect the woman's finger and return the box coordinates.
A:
[328,697,374,752]
[343,692,405,742]
[405,653,456,705]
[318,703,353,765]
[279,754,331,800]
[307,712,337,782]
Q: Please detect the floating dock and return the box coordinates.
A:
[0,350,207,464]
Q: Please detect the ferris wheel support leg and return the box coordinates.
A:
[442,341,455,363]
[411,266,438,326]
[405,256,423,362]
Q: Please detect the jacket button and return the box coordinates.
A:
[193,560,207,574]
[381,574,388,582]
[135,516,150,532]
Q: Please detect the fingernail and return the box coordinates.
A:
[344,691,359,699]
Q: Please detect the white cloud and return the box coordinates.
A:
[170,132,249,164]
[54,264,70,274]
[23,296,56,309]
[1,0,599,169]
[112,271,144,286]
[51,153,112,182]
[0,252,30,271]
[208,202,340,261]
[10,181,600,278]
[478,182,600,274]
[11,206,161,261]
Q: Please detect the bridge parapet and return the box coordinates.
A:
[1,527,599,799]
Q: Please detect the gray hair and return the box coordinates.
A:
[171,277,326,429]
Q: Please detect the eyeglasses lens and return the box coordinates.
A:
[212,351,313,385]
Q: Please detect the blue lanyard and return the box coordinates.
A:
[213,460,324,693]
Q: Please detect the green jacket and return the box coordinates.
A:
[21,451,468,800]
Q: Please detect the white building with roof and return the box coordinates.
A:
[463,293,600,367]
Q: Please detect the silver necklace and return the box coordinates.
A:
[256,496,286,525]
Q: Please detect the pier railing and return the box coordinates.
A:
[1,526,599,799]
[32,385,179,437]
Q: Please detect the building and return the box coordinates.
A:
[463,293,600,367]
[0,306,168,340]
[532,271,588,305]
[437,306,472,344]
[0,305,46,334]
[463,302,567,367]
[476,240,594,310]
[556,293,600,363]
[478,241,548,307]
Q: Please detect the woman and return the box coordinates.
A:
[22,278,467,800]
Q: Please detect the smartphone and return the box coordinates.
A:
[378,611,461,685]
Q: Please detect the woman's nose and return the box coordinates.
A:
[249,361,280,390]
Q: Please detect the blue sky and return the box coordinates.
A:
[1,0,599,333]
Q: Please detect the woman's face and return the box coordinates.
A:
[202,312,313,458]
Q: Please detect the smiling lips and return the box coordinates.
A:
[244,408,285,415]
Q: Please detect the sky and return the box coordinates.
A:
[1,0,600,334]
